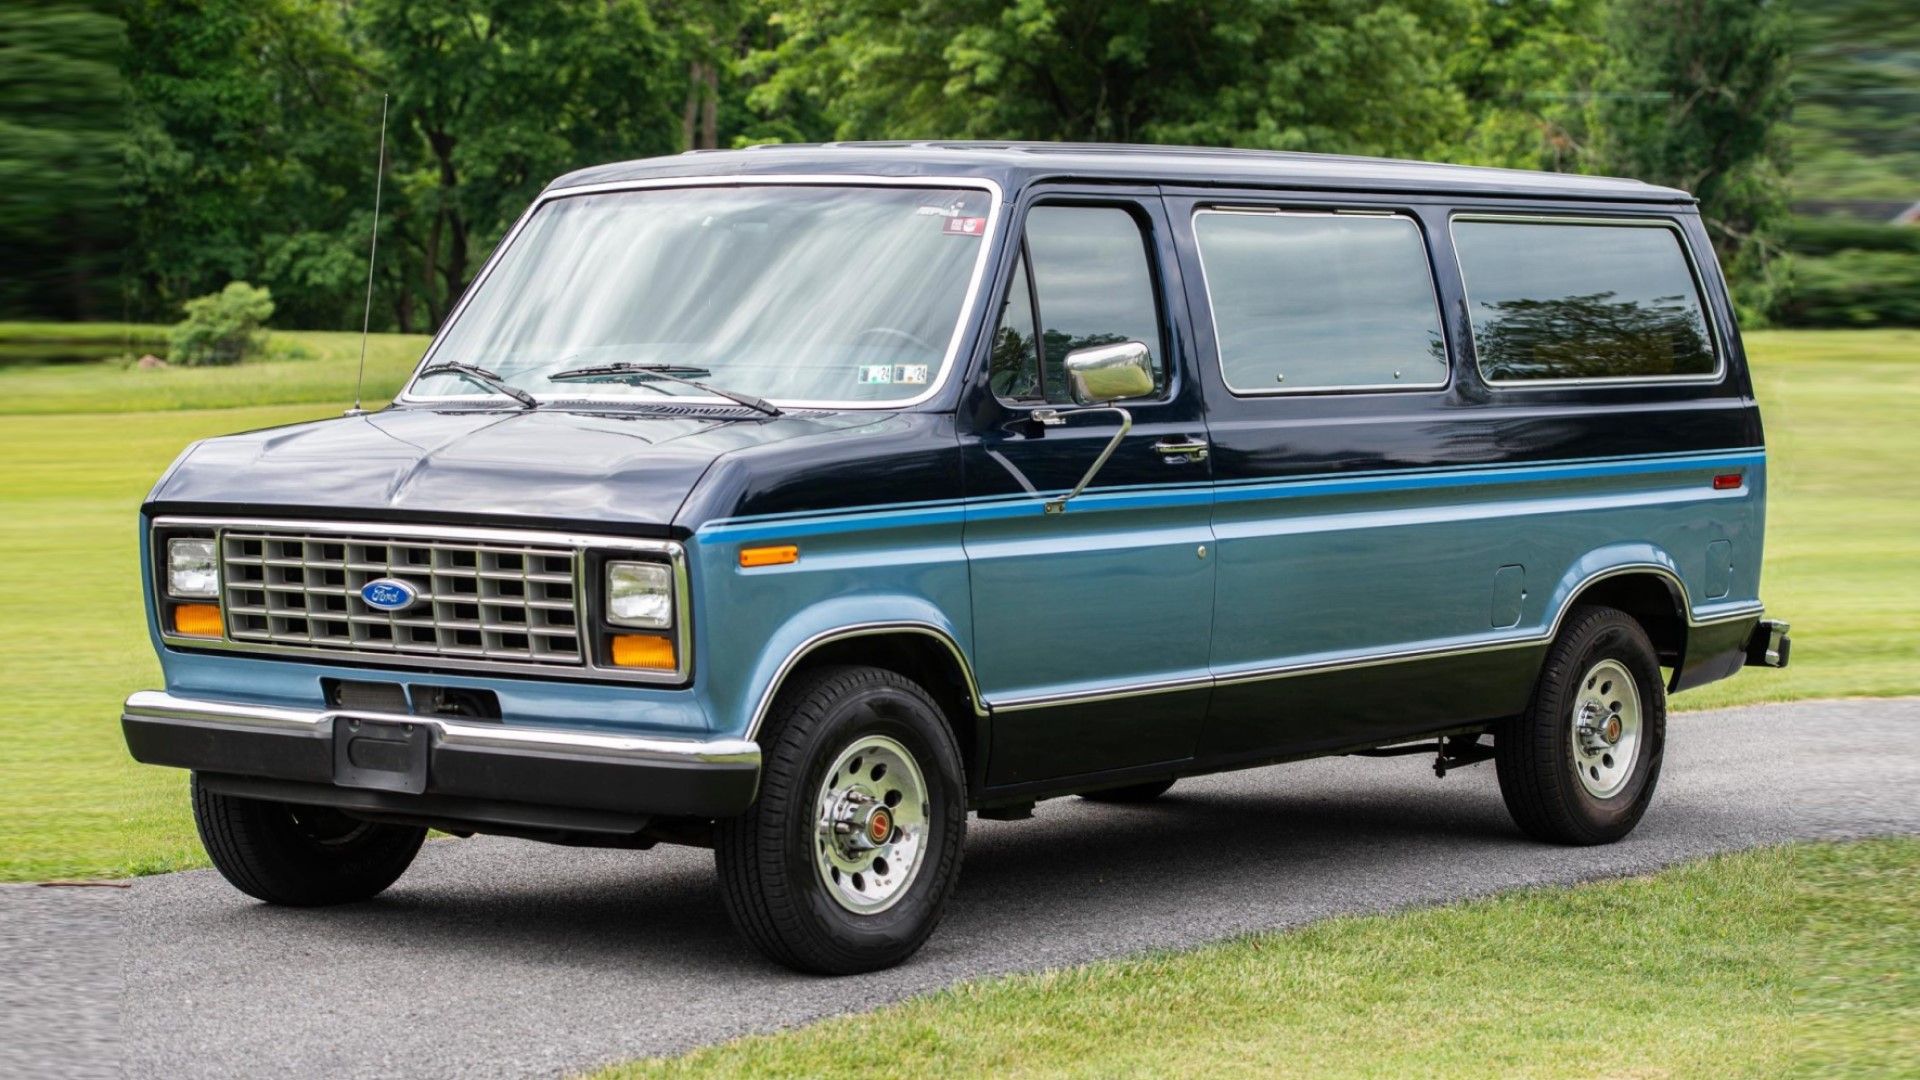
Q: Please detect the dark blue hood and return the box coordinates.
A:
[145,406,880,533]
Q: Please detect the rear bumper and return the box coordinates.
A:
[121,690,761,825]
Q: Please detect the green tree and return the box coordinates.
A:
[1448,0,1611,171]
[1792,0,1920,200]
[1597,0,1794,317]
[359,0,684,330]
[0,1,125,320]
[749,0,1476,158]
[123,0,371,327]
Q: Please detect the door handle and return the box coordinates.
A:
[1154,437,1209,463]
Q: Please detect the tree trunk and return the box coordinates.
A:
[424,126,463,328]
[683,62,703,151]
[443,214,469,323]
[700,63,719,149]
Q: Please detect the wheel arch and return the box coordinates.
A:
[1565,570,1689,667]
[745,621,987,787]
[1548,553,1695,684]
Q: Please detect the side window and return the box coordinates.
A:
[1193,210,1446,392]
[1453,218,1717,383]
[990,204,1165,404]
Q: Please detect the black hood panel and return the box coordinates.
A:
[147,407,875,533]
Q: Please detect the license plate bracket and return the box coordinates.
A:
[332,715,429,794]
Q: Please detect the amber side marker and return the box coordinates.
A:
[739,544,799,568]
[173,604,223,638]
[610,634,676,670]
[1712,473,1743,490]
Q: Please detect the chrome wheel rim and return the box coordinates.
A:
[1571,658,1643,799]
[814,734,929,914]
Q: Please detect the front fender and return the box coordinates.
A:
[736,597,976,741]
[687,513,973,740]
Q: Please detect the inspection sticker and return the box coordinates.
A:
[858,365,894,384]
[894,364,929,385]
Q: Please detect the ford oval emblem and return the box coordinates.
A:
[360,577,420,612]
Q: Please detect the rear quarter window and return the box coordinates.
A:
[1452,217,1717,384]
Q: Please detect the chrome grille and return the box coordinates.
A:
[219,529,582,665]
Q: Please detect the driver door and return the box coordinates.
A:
[960,193,1216,788]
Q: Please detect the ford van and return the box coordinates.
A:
[124,143,1790,973]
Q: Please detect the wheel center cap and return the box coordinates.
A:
[1601,715,1623,744]
[866,807,893,845]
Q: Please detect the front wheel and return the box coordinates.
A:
[715,665,967,974]
[191,775,426,905]
[1496,605,1667,845]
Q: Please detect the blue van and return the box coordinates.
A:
[125,143,1790,973]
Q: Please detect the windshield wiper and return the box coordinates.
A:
[416,362,538,409]
[547,363,782,417]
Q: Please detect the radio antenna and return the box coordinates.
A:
[346,93,389,417]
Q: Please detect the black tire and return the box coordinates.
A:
[1496,605,1667,845]
[191,775,426,905]
[715,665,967,975]
[1078,778,1176,803]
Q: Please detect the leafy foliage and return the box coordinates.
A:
[359,0,684,331]
[0,2,125,321]
[123,0,372,329]
[751,0,1477,157]
[6,0,1865,329]
[1596,0,1794,321]
[1793,0,1920,201]
[167,282,276,366]
[1786,217,1920,257]
[1781,251,1920,327]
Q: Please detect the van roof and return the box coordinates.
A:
[549,141,1694,205]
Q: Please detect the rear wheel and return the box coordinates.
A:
[1496,605,1667,845]
[1078,778,1176,803]
[191,775,426,905]
[715,666,966,974]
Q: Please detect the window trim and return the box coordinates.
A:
[986,240,1047,404]
[989,198,1174,410]
[1449,212,1726,390]
[1190,206,1452,398]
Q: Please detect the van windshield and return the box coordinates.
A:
[408,184,996,408]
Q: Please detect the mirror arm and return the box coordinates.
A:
[1044,406,1133,515]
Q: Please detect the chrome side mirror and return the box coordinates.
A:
[1040,341,1154,515]
[1064,341,1155,406]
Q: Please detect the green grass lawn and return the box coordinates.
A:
[594,838,1919,1079]
[1684,329,1920,709]
[0,326,430,414]
[0,321,172,366]
[0,404,343,879]
[0,329,1913,882]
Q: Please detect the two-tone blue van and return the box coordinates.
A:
[125,143,1790,973]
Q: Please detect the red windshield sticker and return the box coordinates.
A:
[943,216,987,237]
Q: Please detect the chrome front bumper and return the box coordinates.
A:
[121,690,761,825]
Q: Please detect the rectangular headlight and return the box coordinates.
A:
[606,560,673,629]
[167,537,219,599]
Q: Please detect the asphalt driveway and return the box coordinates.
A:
[6,697,1918,1079]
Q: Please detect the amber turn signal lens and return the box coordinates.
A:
[738,544,799,568]
[610,633,676,670]
[173,603,223,638]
